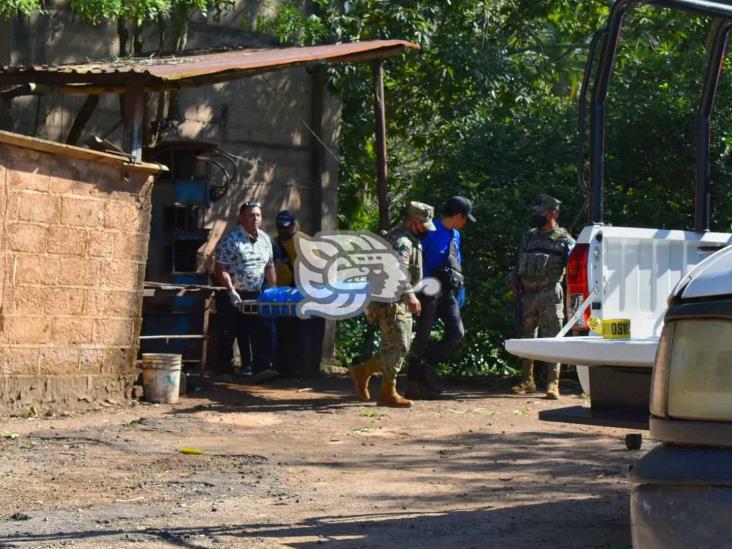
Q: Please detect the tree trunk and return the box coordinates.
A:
[117,17,129,57]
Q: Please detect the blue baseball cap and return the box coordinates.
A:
[276,210,296,227]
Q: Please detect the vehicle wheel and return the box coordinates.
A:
[625,433,643,450]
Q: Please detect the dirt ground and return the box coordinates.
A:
[0,377,647,548]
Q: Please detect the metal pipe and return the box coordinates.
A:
[651,0,732,18]
[695,19,732,232]
[373,60,390,232]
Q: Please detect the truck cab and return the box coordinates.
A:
[505,0,732,429]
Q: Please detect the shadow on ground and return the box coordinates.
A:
[169,374,584,415]
[0,498,630,548]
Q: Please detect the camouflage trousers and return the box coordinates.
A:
[365,302,413,382]
[521,284,564,376]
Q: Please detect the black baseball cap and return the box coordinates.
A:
[444,196,476,222]
[275,210,296,227]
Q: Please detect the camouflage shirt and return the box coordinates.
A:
[385,224,423,298]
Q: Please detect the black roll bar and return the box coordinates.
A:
[578,27,608,197]
[696,19,732,232]
[589,0,732,229]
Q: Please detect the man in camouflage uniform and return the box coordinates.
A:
[349,202,437,408]
[510,194,575,399]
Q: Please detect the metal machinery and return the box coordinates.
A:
[140,140,236,375]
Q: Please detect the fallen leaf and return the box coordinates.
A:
[512,409,527,416]
[115,496,145,503]
[472,408,495,416]
[1,433,20,440]
[348,427,372,434]
[179,447,205,455]
[358,408,381,418]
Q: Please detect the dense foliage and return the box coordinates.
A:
[254,0,732,375]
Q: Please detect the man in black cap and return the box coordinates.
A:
[270,210,320,377]
[406,196,475,399]
[272,210,305,287]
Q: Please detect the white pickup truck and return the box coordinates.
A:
[506,225,732,426]
[505,0,732,428]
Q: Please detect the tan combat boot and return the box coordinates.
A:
[349,357,381,401]
[377,379,413,408]
[512,361,536,394]
[546,365,560,400]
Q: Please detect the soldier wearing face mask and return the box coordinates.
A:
[509,194,575,399]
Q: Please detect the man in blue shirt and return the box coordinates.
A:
[406,196,475,399]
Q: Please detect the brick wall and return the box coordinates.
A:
[0,133,159,415]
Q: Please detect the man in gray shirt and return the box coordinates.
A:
[214,201,277,381]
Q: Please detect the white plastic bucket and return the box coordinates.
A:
[142,353,182,404]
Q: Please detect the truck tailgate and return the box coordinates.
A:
[504,336,658,367]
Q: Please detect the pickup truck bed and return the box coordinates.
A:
[504,225,732,429]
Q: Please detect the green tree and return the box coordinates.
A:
[255,1,732,375]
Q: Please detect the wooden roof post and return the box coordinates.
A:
[122,80,145,161]
[373,60,389,232]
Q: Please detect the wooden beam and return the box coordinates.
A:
[65,94,100,145]
[373,60,389,232]
[1,83,127,96]
[122,80,145,161]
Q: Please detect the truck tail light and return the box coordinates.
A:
[566,244,590,331]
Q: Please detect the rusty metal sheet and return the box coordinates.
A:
[0,40,419,89]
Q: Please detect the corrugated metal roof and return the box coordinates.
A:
[0,40,419,90]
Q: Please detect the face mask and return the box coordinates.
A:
[531,215,548,228]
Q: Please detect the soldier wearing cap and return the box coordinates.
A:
[349,201,437,408]
[510,194,575,399]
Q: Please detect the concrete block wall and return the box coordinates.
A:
[0,133,159,415]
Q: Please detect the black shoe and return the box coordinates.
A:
[405,380,441,400]
[423,364,444,395]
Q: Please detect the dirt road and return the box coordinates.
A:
[0,378,644,548]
